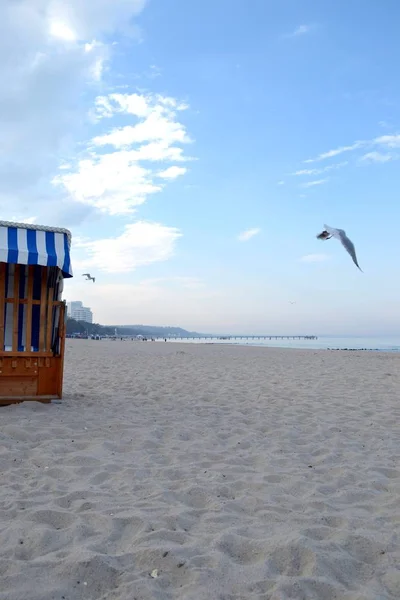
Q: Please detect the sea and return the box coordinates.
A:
[163,336,400,352]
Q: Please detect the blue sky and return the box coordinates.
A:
[2,0,400,334]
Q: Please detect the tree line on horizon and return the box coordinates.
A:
[65,318,200,338]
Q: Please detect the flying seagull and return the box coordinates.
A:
[82,273,96,283]
[316,224,362,271]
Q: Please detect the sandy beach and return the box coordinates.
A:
[1,340,399,600]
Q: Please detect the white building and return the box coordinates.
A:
[67,300,93,324]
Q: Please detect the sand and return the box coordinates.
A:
[0,340,399,600]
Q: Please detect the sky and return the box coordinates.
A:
[1,0,400,335]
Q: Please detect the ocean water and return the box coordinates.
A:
[163,336,400,351]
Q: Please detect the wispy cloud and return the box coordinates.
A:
[360,151,395,163]
[300,253,329,263]
[238,228,261,242]
[147,64,162,79]
[300,178,329,188]
[292,161,348,177]
[277,180,285,186]
[304,141,365,163]
[375,134,400,148]
[304,133,400,164]
[294,168,320,176]
[285,24,314,38]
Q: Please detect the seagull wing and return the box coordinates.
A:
[322,225,362,271]
[338,231,362,271]
[82,273,90,277]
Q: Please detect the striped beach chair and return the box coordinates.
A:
[0,221,73,405]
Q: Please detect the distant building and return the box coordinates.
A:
[67,300,93,324]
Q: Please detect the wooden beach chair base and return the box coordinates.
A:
[0,354,65,405]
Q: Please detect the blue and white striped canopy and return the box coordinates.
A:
[0,221,73,278]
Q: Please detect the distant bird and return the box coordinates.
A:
[82,273,95,283]
[316,224,362,271]
[289,301,296,304]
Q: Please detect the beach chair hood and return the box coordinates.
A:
[0,220,73,278]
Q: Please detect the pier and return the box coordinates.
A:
[157,335,318,341]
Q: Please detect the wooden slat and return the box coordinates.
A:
[25,266,34,353]
[5,298,40,305]
[5,298,63,305]
[0,352,54,357]
[59,302,65,342]
[57,303,66,397]
[0,263,5,351]
[45,287,54,352]
[0,374,37,396]
[39,268,47,352]
[12,265,20,352]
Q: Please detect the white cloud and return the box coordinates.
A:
[148,64,162,79]
[303,133,400,164]
[49,21,77,41]
[238,228,261,242]
[74,221,182,273]
[158,166,187,179]
[92,92,189,122]
[0,0,148,223]
[45,0,147,40]
[277,180,285,185]
[292,161,348,176]
[374,134,400,148]
[300,178,329,188]
[285,24,314,37]
[300,254,329,263]
[360,151,394,163]
[117,142,188,163]
[53,157,162,215]
[10,216,37,225]
[54,91,193,214]
[92,103,191,148]
[304,141,365,163]
[294,168,319,176]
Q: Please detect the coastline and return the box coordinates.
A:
[153,337,400,352]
